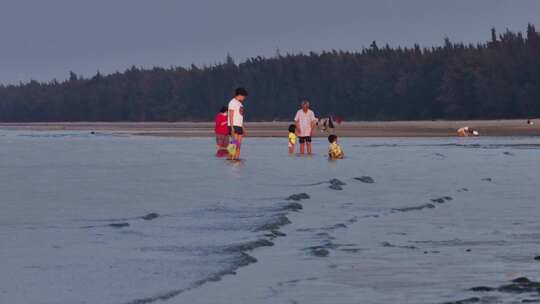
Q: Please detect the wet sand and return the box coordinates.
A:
[0,120,539,137]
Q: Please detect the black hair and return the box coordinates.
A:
[219,106,228,113]
[235,87,248,97]
[288,124,296,133]
[328,134,338,143]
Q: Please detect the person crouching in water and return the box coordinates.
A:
[328,134,344,159]
[214,106,229,157]
[288,124,297,154]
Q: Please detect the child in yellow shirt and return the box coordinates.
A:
[328,134,344,159]
[288,124,297,154]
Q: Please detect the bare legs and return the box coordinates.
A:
[299,142,312,155]
[233,134,242,159]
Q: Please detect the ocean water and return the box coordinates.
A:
[1,130,540,304]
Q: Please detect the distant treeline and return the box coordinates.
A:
[1,25,540,122]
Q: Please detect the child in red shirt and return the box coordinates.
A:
[215,106,229,157]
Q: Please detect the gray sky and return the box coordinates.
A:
[1,0,539,84]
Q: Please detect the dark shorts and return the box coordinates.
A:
[299,136,312,143]
[215,134,229,147]
[229,126,244,135]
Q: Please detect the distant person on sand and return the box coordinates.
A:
[457,126,479,137]
[288,124,297,154]
[228,87,248,160]
[328,134,344,159]
[318,115,341,133]
[294,100,318,155]
[214,106,229,157]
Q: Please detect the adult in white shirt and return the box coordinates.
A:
[294,100,318,155]
[228,87,248,160]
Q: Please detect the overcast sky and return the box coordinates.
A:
[1,0,539,84]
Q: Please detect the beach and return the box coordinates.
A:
[3,1,540,303]
[0,119,539,137]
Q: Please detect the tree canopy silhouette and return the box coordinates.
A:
[1,25,539,122]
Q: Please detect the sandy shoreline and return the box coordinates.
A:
[0,119,539,137]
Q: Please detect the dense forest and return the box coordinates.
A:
[1,25,540,122]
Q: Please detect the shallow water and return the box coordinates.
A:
[1,131,540,304]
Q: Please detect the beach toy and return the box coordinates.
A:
[227,139,238,156]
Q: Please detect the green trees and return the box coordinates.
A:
[0,25,539,122]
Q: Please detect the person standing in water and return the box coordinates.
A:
[287,124,297,154]
[214,106,229,157]
[228,87,248,160]
[294,100,318,155]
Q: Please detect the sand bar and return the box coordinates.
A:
[0,120,539,137]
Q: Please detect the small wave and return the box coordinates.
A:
[79,213,161,229]
[80,222,130,229]
[354,176,375,184]
[18,132,124,138]
[279,202,303,212]
[253,214,291,232]
[223,239,274,253]
[18,133,90,138]
[464,277,540,304]
[392,203,435,213]
[431,196,453,204]
[364,143,540,150]
[141,213,159,220]
[329,178,346,186]
[125,240,271,304]
[409,239,508,247]
[285,193,310,201]
[381,241,417,250]
[321,223,348,231]
[79,212,161,223]
[329,184,343,190]
[108,222,130,228]
[303,240,361,257]
[441,297,482,304]
[292,178,346,188]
